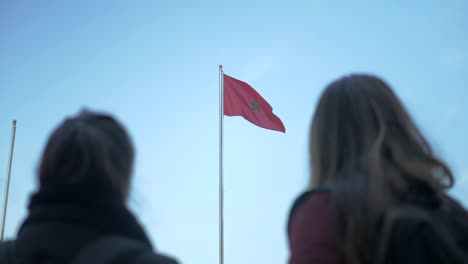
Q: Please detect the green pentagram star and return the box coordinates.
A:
[251,100,261,111]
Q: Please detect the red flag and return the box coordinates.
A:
[223,74,286,133]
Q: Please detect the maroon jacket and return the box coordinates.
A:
[288,190,344,264]
[287,190,468,264]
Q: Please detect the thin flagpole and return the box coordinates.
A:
[219,65,224,264]
[0,120,17,241]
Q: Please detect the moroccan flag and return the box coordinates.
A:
[223,74,286,133]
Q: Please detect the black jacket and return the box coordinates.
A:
[0,186,179,264]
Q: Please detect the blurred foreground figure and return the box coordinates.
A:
[288,75,468,264]
[0,110,179,264]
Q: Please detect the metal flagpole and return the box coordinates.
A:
[219,65,224,264]
[1,120,17,241]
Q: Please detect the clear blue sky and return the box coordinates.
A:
[0,1,467,263]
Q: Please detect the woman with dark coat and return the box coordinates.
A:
[288,75,468,264]
[0,110,179,264]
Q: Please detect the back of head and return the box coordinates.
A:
[38,110,134,201]
[309,74,456,263]
[310,74,453,198]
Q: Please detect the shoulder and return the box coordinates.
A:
[287,188,332,235]
[0,240,16,262]
[133,251,179,264]
[442,194,467,212]
[287,189,344,264]
[71,235,179,264]
[437,194,468,225]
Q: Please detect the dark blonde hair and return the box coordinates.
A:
[309,74,454,264]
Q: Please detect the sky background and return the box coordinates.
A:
[0,1,467,263]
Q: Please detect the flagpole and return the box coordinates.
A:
[219,65,224,264]
[0,120,17,241]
